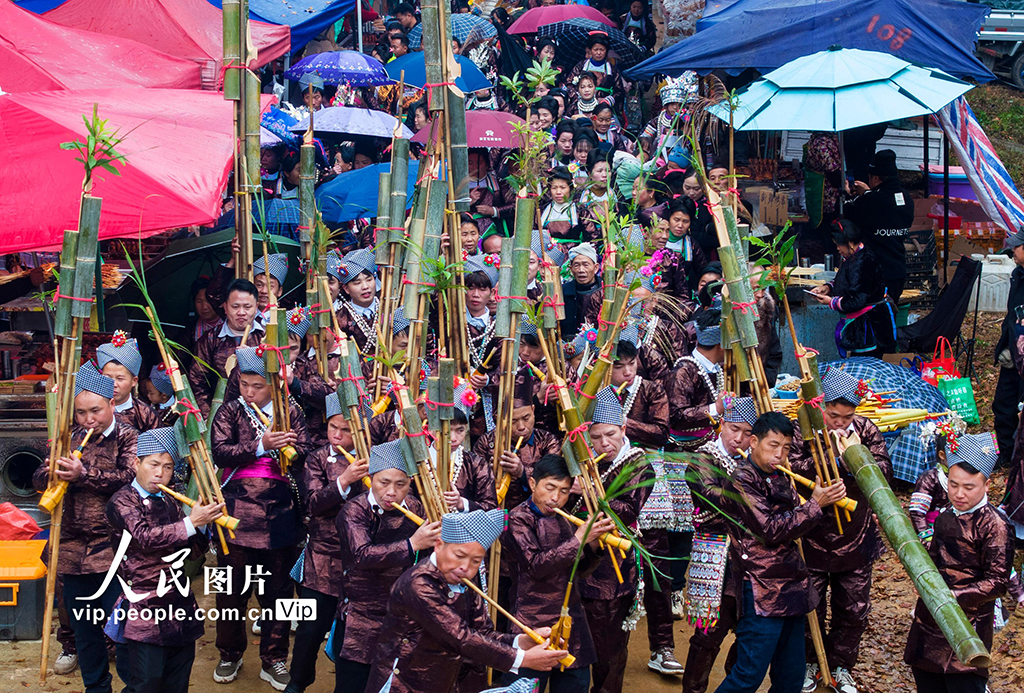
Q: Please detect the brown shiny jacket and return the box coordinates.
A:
[300,444,356,598]
[904,504,1015,676]
[337,493,423,664]
[621,376,669,450]
[115,397,161,433]
[364,558,519,693]
[472,427,562,511]
[186,324,264,416]
[726,457,823,618]
[290,351,341,449]
[33,423,138,574]
[210,397,312,550]
[663,356,718,448]
[791,415,891,572]
[503,501,599,668]
[105,483,208,645]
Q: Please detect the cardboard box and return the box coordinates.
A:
[882,353,918,366]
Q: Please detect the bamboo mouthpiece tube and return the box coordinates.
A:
[40,428,97,513]
[157,485,240,531]
[552,508,632,552]
[776,466,858,514]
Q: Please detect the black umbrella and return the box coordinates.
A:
[538,18,647,71]
[113,229,303,330]
[494,18,532,83]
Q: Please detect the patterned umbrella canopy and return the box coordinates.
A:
[288,106,413,139]
[452,14,496,44]
[538,18,647,70]
[283,50,392,87]
[820,357,952,483]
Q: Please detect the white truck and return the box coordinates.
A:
[976,0,1024,87]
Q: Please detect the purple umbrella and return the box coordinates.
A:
[284,50,392,87]
[288,106,413,139]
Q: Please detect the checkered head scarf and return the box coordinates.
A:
[253,253,289,286]
[137,427,182,462]
[821,366,862,405]
[75,360,115,400]
[368,439,408,475]
[723,397,758,426]
[235,346,266,377]
[440,508,506,548]
[947,432,998,478]
[96,333,142,376]
[591,386,625,427]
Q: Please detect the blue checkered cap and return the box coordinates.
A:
[484,678,540,693]
[591,386,625,427]
[562,322,595,359]
[326,251,343,281]
[440,508,505,548]
[235,346,267,377]
[464,254,499,286]
[821,366,861,405]
[368,439,408,475]
[723,397,758,426]
[286,307,311,338]
[622,270,655,293]
[326,392,345,420]
[137,427,182,462]
[148,365,174,397]
[253,253,289,286]
[696,322,721,347]
[453,381,473,418]
[531,230,566,267]
[518,314,538,338]
[393,306,410,335]
[339,248,378,284]
[97,338,142,376]
[75,360,115,400]
[948,432,998,478]
[618,323,640,348]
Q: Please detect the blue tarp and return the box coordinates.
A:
[627,0,993,82]
[206,0,355,50]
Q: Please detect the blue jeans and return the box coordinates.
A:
[714,582,805,693]
[62,572,129,693]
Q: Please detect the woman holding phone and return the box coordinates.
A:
[808,219,897,357]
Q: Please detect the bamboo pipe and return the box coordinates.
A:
[496,436,524,505]
[552,508,632,552]
[157,485,240,531]
[38,428,94,513]
[248,401,297,473]
[775,466,858,514]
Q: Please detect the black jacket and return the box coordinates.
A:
[831,245,895,353]
[996,265,1024,360]
[844,177,914,287]
[561,278,601,336]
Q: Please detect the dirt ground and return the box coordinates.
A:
[3,312,1023,693]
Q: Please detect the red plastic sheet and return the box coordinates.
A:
[0,89,275,254]
[0,0,203,92]
[45,0,291,78]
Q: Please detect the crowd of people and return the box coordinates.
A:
[31,2,1024,693]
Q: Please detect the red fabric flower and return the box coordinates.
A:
[111,330,128,348]
[460,388,479,407]
[255,344,266,357]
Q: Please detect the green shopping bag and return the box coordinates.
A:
[938,377,980,425]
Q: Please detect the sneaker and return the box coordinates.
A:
[252,618,262,635]
[802,663,820,692]
[291,618,298,632]
[53,650,78,675]
[670,590,685,620]
[831,667,858,693]
[261,661,291,691]
[214,658,243,684]
[648,647,685,675]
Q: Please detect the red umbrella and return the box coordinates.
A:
[0,0,202,92]
[0,89,274,255]
[411,110,528,149]
[508,6,616,34]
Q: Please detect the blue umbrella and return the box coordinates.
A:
[284,50,392,87]
[452,14,496,44]
[385,52,492,93]
[316,162,420,224]
[254,198,302,239]
[709,47,971,132]
[288,106,414,139]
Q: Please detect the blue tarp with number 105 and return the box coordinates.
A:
[626,0,994,82]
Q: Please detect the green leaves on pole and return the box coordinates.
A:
[841,443,991,669]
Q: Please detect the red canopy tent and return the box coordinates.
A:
[0,89,275,254]
[0,0,203,92]
[45,0,291,87]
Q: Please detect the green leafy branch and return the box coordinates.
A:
[59,104,129,192]
[746,221,797,294]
